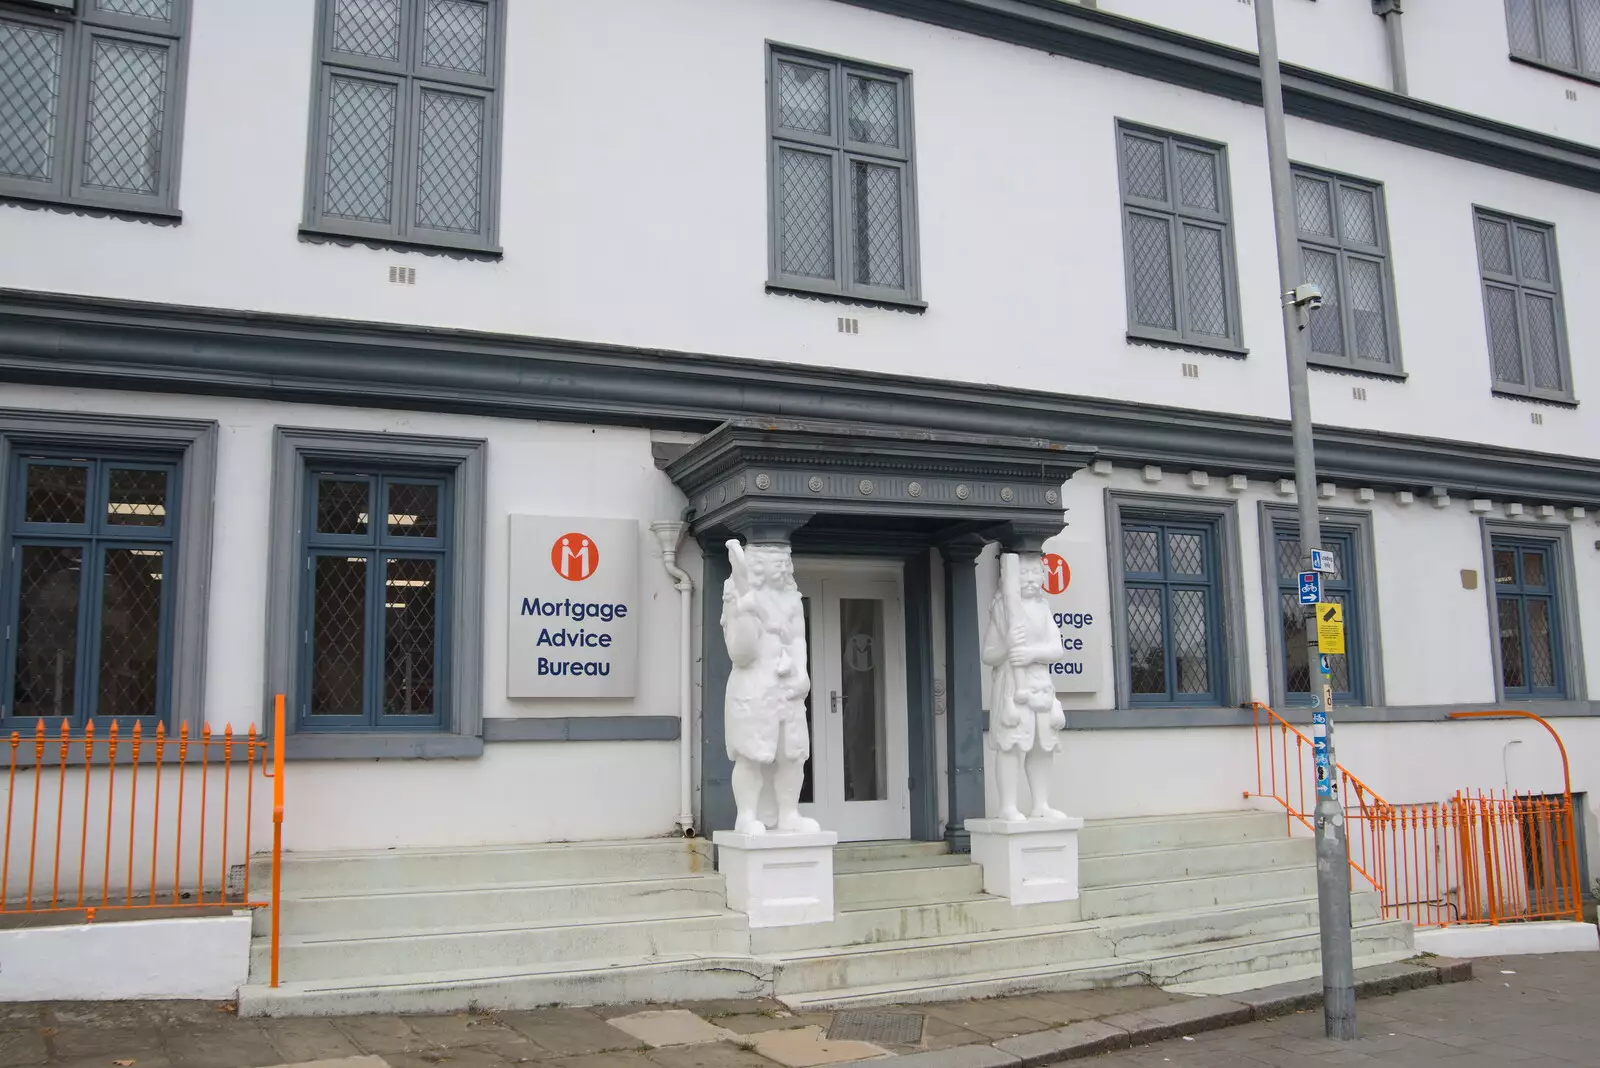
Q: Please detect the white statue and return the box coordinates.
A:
[982,552,1068,821]
[723,539,818,836]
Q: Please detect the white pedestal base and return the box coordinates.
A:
[712,830,837,928]
[965,816,1085,904]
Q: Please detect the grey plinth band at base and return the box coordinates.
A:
[885,957,1473,1067]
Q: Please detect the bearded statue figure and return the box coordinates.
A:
[981,551,1068,822]
[722,539,818,836]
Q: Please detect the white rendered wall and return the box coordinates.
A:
[0,0,1594,461]
[0,915,251,1001]
[0,383,692,852]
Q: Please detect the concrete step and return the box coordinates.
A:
[1093,891,1384,958]
[1080,836,1316,889]
[251,838,713,894]
[834,841,951,865]
[1078,811,1288,856]
[776,918,1414,1009]
[1080,864,1320,919]
[239,954,773,1018]
[1165,948,1417,996]
[770,922,1109,993]
[255,911,749,982]
[834,858,984,909]
[255,872,730,937]
[752,895,1083,954]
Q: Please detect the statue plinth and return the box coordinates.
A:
[713,829,837,927]
[965,816,1085,904]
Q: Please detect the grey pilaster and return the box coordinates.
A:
[941,536,989,853]
[699,545,735,834]
[904,548,940,842]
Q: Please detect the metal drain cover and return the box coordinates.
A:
[826,1011,926,1045]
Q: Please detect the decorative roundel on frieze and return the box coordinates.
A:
[859,479,875,495]
[808,476,824,492]
[956,484,971,500]
[754,473,772,491]
[1046,489,1060,505]
[1000,487,1014,502]
[908,482,923,498]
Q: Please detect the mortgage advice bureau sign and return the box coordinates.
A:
[1040,535,1104,694]
[508,516,639,697]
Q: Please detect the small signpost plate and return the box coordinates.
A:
[1316,602,1346,655]
[1298,571,1321,605]
[1311,548,1338,575]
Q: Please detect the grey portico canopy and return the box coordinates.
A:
[663,417,1096,551]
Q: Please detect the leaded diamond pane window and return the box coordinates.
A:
[1474,209,1572,401]
[1120,518,1223,706]
[769,48,918,302]
[1507,0,1600,76]
[1273,527,1363,706]
[1118,125,1241,349]
[1491,537,1565,698]
[0,1,186,211]
[1291,167,1398,371]
[300,470,450,730]
[4,454,178,727]
[306,0,501,250]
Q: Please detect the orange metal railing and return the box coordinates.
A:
[2,696,287,982]
[1245,701,1389,893]
[1245,702,1583,928]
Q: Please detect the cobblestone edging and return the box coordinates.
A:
[889,957,1474,1068]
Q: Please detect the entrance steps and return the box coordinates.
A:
[237,811,1414,1016]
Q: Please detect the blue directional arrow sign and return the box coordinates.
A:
[1298,571,1321,605]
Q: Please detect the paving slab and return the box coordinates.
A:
[607,1011,737,1048]
[498,1011,646,1057]
[259,1059,390,1068]
[646,1041,788,1068]
[330,1016,435,1057]
[260,1018,367,1063]
[745,1025,889,1067]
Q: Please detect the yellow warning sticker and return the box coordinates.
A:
[1316,602,1345,655]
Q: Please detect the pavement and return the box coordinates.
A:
[0,953,1564,1068]
[1085,953,1597,1066]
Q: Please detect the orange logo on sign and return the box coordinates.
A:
[551,533,599,581]
[1042,553,1071,595]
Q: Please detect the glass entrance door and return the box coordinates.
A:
[795,565,909,841]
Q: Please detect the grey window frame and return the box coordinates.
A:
[1472,207,1575,403]
[0,408,215,752]
[1116,121,1246,356]
[1291,166,1404,377]
[765,44,923,310]
[1257,504,1386,711]
[1505,0,1600,83]
[1105,491,1249,711]
[1480,519,1586,703]
[265,427,485,759]
[301,0,505,256]
[0,0,191,219]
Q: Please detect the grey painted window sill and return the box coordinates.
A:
[1492,388,1579,409]
[765,282,927,313]
[0,192,181,225]
[284,733,485,760]
[1126,331,1249,359]
[1308,361,1408,383]
[483,716,680,742]
[1509,53,1600,89]
[299,228,503,261]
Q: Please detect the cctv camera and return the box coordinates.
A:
[1292,283,1324,311]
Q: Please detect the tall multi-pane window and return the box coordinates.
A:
[303,0,503,252]
[1506,0,1600,78]
[1118,123,1243,351]
[767,47,920,305]
[1121,517,1225,706]
[1292,167,1399,374]
[1473,208,1573,402]
[299,470,450,730]
[1272,527,1363,706]
[1491,537,1565,699]
[3,454,176,726]
[0,0,189,215]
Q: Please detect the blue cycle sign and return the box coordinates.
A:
[1298,571,1321,605]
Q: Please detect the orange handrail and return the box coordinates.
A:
[269,694,286,988]
[1246,702,1586,927]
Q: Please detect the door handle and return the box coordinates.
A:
[830,690,841,714]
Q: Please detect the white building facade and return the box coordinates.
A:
[2,0,1599,983]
